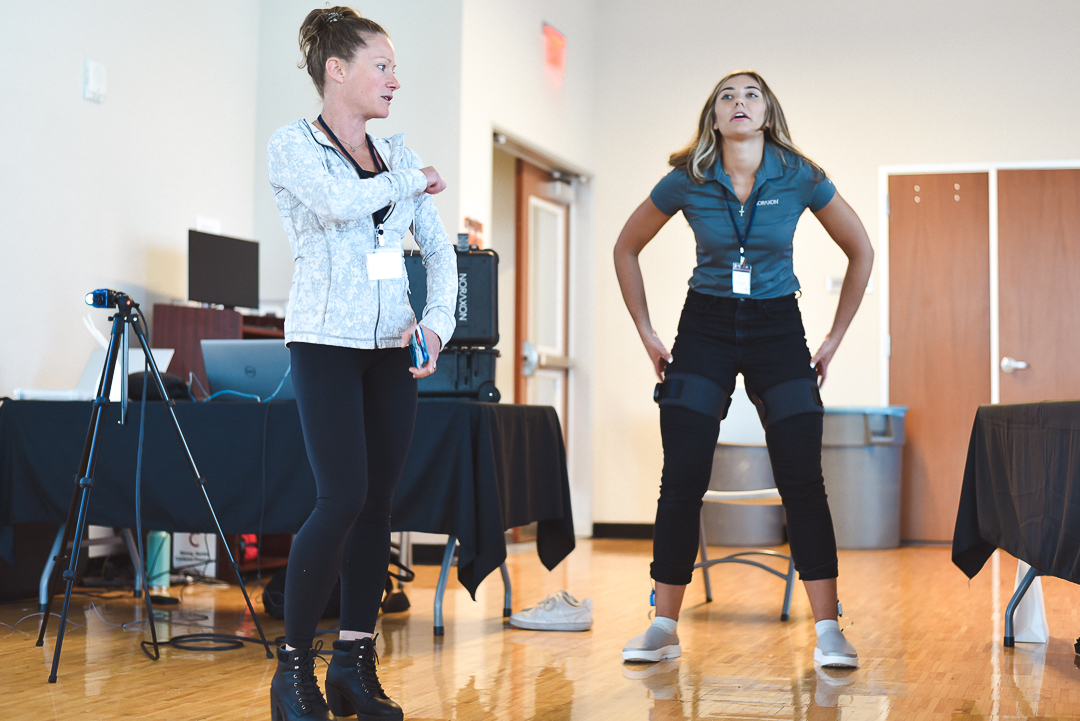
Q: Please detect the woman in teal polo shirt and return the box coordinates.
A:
[613,70,874,668]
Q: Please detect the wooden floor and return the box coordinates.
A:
[4,540,1080,720]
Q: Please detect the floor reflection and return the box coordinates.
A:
[624,660,687,720]
[454,676,498,720]
[6,542,1080,719]
[529,666,573,721]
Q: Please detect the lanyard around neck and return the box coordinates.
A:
[723,185,762,264]
[317,116,384,175]
[316,116,390,234]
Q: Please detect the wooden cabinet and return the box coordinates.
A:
[151,305,284,394]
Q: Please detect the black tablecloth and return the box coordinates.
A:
[952,401,1080,583]
[0,399,574,597]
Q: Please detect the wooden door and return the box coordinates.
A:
[889,173,991,541]
[998,169,1080,403]
[514,159,570,429]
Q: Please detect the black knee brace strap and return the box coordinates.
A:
[748,377,823,429]
[653,373,732,422]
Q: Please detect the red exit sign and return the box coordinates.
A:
[543,24,566,77]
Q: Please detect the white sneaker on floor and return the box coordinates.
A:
[622,624,681,663]
[814,626,858,668]
[509,590,592,631]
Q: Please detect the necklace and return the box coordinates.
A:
[342,136,367,153]
[316,117,367,154]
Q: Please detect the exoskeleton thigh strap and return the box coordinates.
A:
[747,377,823,429]
[653,372,733,423]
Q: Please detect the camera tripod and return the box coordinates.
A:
[36,290,273,682]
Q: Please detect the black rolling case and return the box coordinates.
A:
[406,243,501,401]
[416,347,501,402]
[404,248,498,347]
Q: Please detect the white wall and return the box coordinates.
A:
[459,0,601,535]
[8,0,1077,531]
[589,0,1080,523]
[489,148,517,399]
[254,0,464,304]
[0,2,259,396]
[458,0,600,227]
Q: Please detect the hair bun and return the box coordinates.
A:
[297,7,388,99]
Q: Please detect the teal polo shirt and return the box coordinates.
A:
[650,143,835,298]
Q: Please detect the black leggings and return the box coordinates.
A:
[284,342,417,649]
[651,290,838,585]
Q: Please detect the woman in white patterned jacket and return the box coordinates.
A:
[265,7,456,721]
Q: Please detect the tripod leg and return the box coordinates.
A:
[47,480,99,682]
[36,500,81,645]
[131,317,273,658]
[200,493,274,657]
[39,312,126,681]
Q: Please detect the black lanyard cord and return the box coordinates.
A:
[316,116,390,230]
[723,185,763,262]
[317,115,384,173]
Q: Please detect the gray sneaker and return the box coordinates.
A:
[813,627,858,668]
[622,624,681,663]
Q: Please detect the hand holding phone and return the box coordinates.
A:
[409,326,430,369]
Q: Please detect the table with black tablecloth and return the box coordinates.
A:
[952,401,1080,644]
[0,399,575,600]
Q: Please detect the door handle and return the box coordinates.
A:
[538,353,572,370]
[522,340,539,377]
[1000,357,1029,374]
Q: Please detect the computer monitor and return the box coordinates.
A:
[188,230,259,309]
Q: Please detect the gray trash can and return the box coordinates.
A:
[821,406,907,550]
[702,443,785,547]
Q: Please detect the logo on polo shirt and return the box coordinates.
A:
[757,199,779,206]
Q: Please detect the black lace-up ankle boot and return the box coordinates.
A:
[270,644,331,720]
[324,635,403,720]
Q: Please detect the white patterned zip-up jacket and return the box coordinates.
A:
[268,120,457,349]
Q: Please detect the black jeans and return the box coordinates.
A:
[651,290,839,584]
[284,342,417,649]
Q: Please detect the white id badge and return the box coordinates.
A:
[732,262,752,295]
[366,249,402,280]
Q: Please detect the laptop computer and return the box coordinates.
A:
[200,339,294,401]
[14,348,174,401]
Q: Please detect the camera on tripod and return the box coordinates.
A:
[85,288,132,309]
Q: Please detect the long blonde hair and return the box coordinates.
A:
[669,70,824,184]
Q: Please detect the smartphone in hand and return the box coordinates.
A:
[409,326,430,368]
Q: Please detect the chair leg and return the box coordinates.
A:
[433,536,457,637]
[1004,564,1039,647]
[39,525,66,612]
[120,528,144,597]
[780,555,795,622]
[499,562,512,618]
[698,513,713,603]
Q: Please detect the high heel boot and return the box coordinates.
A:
[270,644,331,721]
[324,635,403,720]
